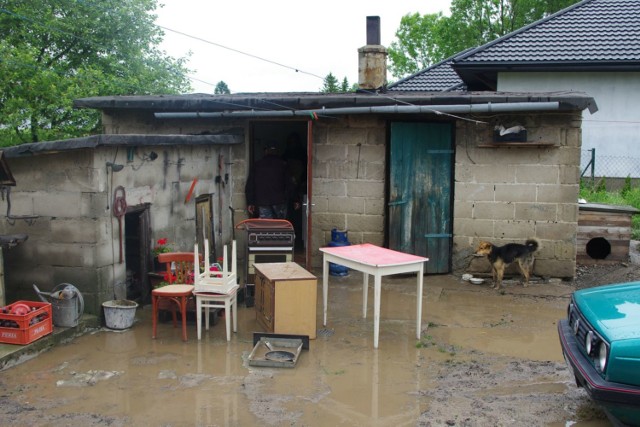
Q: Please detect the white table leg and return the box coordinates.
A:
[416,263,424,339]
[196,297,202,340]
[362,272,369,318]
[373,272,382,349]
[323,257,329,326]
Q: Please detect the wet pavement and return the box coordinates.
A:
[0,271,611,426]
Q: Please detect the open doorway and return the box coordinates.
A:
[249,121,308,261]
[124,204,151,304]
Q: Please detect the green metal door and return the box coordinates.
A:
[389,122,453,273]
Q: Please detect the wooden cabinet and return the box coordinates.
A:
[254,262,317,339]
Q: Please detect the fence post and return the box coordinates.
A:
[581,148,596,189]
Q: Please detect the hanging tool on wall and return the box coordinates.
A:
[112,186,127,264]
[185,178,198,204]
[216,153,226,238]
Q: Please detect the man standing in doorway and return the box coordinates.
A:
[245,145,295,219]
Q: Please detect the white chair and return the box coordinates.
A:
[193,239,239,341]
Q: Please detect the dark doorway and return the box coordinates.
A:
[124,204,151,304]
[249,122,308,259]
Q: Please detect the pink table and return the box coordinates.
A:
[320,243,428,348]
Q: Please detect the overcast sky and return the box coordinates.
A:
[154,0,452,94]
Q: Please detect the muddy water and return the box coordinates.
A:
[0,274,610,426]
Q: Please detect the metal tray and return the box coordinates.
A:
[248,335,305,368]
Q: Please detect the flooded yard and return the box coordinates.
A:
[0,272,611,426]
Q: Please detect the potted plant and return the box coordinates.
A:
[152,238,172,271]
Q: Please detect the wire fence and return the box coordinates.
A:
[581,149,640,182]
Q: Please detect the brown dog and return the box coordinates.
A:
[475,238,540,290]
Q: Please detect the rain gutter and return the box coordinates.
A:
[154,101,562,119]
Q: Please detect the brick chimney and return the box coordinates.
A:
[358,16,388,90]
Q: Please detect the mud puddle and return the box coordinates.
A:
[0,274,611,426]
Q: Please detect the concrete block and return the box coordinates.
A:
[362,232,384,246]
[364,163,385,180]
[559,165,581,185]
[453,200,474,219]
[493,221,536,240]
[347,145,385,163]
[314,213,347,233]
[535,222,577,241]
[327,128,368,146]
[558,203,579,222]
[328,197,365,214]
[315,145,348,162]
[515,203,557,221]
[454,218,494,237]
[50,218,106,244]
[346,181,385,198]
[454,183,495,202]
[346,214,384,233]
[536,184,578,203]
[473,202,514,220]
[314,179,348,197]
[34,191,83,218]
[471,165,516,184]
[516,165,559,184]
[327,162,359,179]
[495,184,537,202]
[364,198,385,215]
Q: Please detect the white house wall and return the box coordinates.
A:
[498,71,640,178]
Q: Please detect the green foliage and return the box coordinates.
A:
[321,73,341,93]
[595,177,607,193]
[622,175,632,198]
[214,81,230,95]
[0,0,192,146]
[388,0,580,78]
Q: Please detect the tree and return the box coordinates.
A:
[388,0,581,78]
[213,80,231,95]
[0,0,192,146]
[214,81,230,94]
[321,73,341,93]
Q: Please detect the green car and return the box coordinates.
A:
[558,282,640,426]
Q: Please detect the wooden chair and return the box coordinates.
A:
[193,239,239,341]
[152,251,202,341]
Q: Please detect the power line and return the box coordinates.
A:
[157,24,326,82]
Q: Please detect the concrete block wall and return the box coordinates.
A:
[309,116,386,268]
[0,140,235,315]
[453,112,583,279]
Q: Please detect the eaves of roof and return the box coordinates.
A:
[74,91,594,114]
[2,133,244,158]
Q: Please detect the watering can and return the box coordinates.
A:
[33,283,84,327]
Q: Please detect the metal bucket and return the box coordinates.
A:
[102,299,138,330]
[33,283,84,327]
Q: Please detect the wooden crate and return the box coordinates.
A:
[577,203,640,265]
[0,301,53,345]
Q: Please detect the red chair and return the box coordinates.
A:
[152,252,202,341]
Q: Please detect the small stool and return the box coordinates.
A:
[151,284,194,341]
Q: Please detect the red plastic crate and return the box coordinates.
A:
[0,300,53,345]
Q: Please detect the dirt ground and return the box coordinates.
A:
[0,251,639,426]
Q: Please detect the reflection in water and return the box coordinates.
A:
[0,274,597,425]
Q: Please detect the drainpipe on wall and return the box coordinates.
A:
[358,16,387,91]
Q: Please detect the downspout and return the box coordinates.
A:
[154,102,561,119]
